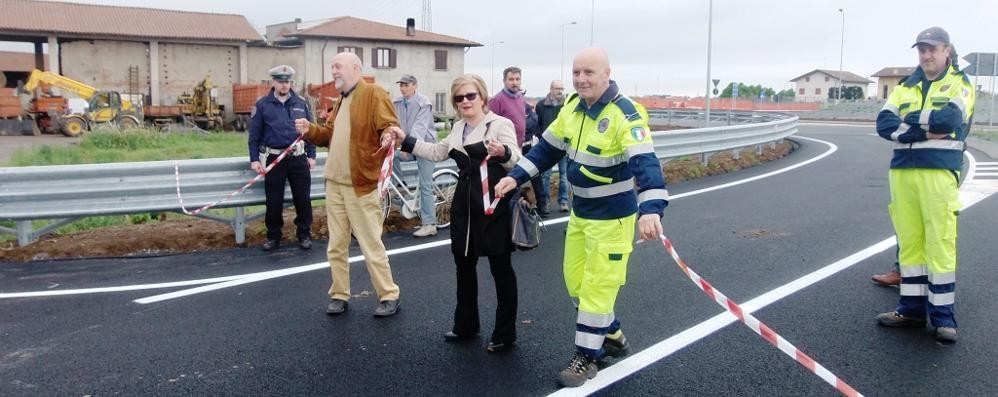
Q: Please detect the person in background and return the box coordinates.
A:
[535,80,570,212]
[247,64,316,252]
[391,74,521,353]
[393,74,438,237]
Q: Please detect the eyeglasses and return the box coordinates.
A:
[452,92,479,103]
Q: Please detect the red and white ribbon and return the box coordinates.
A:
[377,144,395,199]
[480,155,501,215]
[654,234,862,397]
[175,135,305,216]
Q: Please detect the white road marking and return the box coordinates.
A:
[548,151,998,397]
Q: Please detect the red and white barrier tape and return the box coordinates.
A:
[174,135,304,216]
[376,143,395,199]
[653,234,862,397]
[480,154,501,214]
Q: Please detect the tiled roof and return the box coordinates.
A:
[0,51,46,71]
[790,69,874,84]
[292,16,481,47]
[0,0,262,42]
[871,66,916,78]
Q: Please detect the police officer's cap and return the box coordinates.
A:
[912,26,950,48]
[268,65,296,81]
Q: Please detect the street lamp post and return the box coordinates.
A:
[490,41,504,92]
[590,0,595,45]
[561,21,577,83]
[837,8,845,102]
[704,0,713,127]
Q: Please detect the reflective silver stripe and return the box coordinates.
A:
[570,150,626,167]
[638,188,669,204]
[625,142,655,158]
[572,180,635,198]
[928,271,956,285]
[918,109,931,126]
[577,311,615,328]
[516,157,540,178]
[950,96,967,115]
[894,140,964,150]
[575,332,604,350]
[890,130,903,142]
[882,102,900,115]
[900,283,928,296]
[928,291,955,306]
[541,130,568,151]
[900,265,928,278]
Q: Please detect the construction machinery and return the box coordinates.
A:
[177,75,223,130]
[22,69,142,137]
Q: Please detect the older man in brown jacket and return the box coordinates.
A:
[295,52,403,317]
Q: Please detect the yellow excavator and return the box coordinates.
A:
[177,75,223,130]
[23,69,143,136]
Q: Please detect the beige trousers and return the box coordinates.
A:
[325,182,400,302]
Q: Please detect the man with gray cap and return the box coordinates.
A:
[248,65,317,251]
[874,26,975,344]
[393,74,438,237]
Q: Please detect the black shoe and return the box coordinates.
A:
[444,331,477,342]
[538,209,551,218]
[486,340,515,353]
[602,332,630,359]
[326,299,348,315]
[298,238,312,250]
[261,239,280,251]
[373,299,400,317]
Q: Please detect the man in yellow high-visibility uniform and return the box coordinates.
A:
[496,47,668,387]
[874,26,975,344]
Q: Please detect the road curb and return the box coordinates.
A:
[967,137,998,159]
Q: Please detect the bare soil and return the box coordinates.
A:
[0,141,794,262]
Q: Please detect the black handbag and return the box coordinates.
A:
[510,189,543,250]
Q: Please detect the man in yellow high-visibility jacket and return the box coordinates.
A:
[874,26,975,344]
[496,47,668,387]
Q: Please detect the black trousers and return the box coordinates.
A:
[263,154,312,241]
[452,240,518,344]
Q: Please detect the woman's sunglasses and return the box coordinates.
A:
[452,92,479,103]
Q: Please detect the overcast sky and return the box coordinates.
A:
[9,0,998,97]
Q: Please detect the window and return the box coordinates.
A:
[815,88,822,95]
[373,47,397,69]
[824,76,830,82]
[337,46,363,61]
[805,76,810,82]
[882,84,889,99]
[434,50,448,70]
[435,92,447,113]
[798,88,805,95]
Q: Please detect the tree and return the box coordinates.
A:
[827,86,864,100]
[720,82,777,100]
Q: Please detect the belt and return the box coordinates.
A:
[264,141,305,156]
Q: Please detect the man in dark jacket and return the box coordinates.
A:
[248,65,316,251]
[535,80,569,212]
[524,102,550,216]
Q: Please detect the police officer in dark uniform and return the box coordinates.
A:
[248,65,317,251]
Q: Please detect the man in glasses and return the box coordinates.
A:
[248,64,316,251]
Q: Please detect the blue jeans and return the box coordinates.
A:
[394,153,437,226]
[556,157,569,205]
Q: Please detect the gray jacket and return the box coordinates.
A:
[393,93,435,143]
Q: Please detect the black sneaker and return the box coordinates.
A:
[261,239,280,251]
[298,238,312,250]
[602,332,630,359]
[558,352,598,388]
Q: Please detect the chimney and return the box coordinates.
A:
[406,18,416,36]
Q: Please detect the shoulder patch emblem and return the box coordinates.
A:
[250,106,257,118]
[963,88,971,98]
[631,126,647,141]
[597,117,610,133]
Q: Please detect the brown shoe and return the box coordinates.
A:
[871,270,901,286]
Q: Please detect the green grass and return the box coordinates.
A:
[972,127,998,142]
[6,128,250,166]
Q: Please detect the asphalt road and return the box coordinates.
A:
[2,123,998,396]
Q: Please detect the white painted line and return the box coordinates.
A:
[548,152,998,397]
[0,135,836,301]
[978,162,998,166]
[799,122,874,128]
[975,172,998,177]
[0,275,246,299]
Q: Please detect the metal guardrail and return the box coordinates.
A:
[0,111,797,247]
